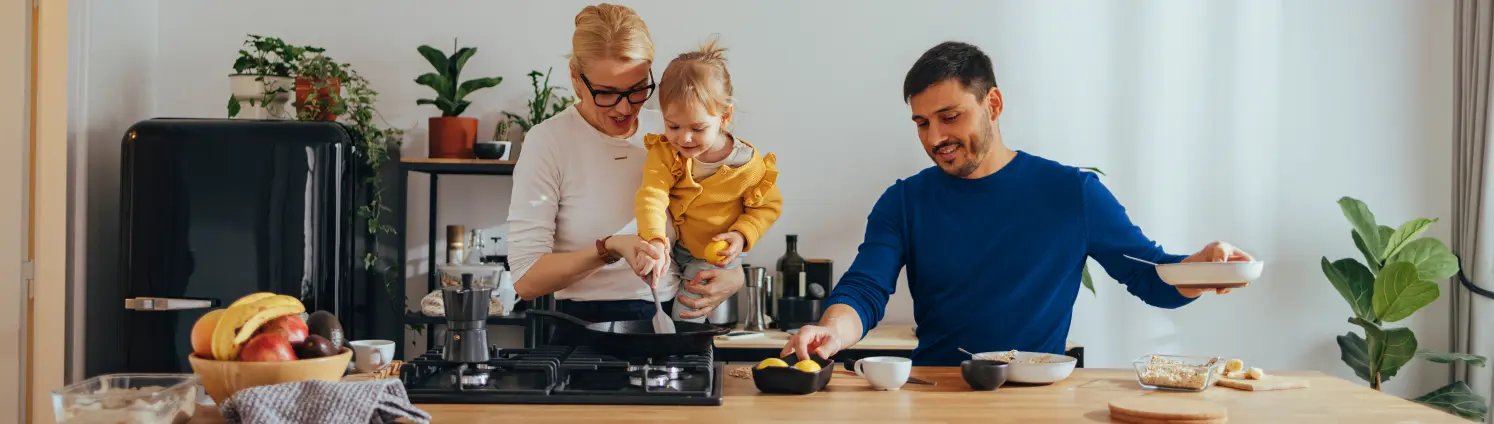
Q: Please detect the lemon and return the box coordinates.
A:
[704,240,729,263]
[793,360,822,373]
[756,358,789,370]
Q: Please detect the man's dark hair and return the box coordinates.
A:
[902,41,997,103]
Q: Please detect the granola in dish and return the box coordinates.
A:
[1137,356,1219,390]
[976,350,1063,364]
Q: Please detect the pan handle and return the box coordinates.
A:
[525,309,596,327]
[709,325,734,336]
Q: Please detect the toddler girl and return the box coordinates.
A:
[633,38,783,322]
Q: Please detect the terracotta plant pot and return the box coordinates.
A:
[428,116,479,158]
[294,77,342,121]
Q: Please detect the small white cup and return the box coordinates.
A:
[348,340,395,373]
[854,356,912,391]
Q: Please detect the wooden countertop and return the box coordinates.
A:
[188,368,1463,423]
[713,324,1081,352]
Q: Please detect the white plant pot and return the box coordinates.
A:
[228,75,294,119]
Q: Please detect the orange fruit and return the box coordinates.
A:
[191,309,225,357]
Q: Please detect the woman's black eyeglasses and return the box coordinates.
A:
[579,71,655,108]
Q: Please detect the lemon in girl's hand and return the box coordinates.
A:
[756,358,789,370]
[704,240,729,263]
[793,360,822,373]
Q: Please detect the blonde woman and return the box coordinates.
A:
[507,3,745,337]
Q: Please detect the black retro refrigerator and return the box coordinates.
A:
[90,118,401,376]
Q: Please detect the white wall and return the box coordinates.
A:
[68,0,159,379]
[75,0,1453,397]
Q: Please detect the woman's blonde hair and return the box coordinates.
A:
[658,36,734,116]
[570,3,654,72]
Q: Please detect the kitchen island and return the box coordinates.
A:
[190,367,1466,423]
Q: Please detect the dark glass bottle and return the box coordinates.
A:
[776,234,806,298]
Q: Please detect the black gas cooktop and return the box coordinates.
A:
[399,345,724,406]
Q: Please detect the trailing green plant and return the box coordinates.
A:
[415,41,503,117]
[1324,196,1488,421]
[1078,166,1106,296]
[227,35,320,119]
[294,52,411,331]
[502,67,577,133]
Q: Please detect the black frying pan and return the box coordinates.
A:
[527,309,732,358]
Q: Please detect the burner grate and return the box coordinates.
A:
[401,345,723,405]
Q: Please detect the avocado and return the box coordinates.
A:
[306,310,344,348]
[295,334,339,359]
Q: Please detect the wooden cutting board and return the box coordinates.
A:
[1109,397,1228,421]
[1216,376,1309,391]
[1110,414,1228,424]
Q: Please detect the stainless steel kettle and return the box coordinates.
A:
[706,269,741,327]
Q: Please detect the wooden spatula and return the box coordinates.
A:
[647,272,676,334]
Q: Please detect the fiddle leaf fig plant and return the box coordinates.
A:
[415,40,503,117]
[1325,196,1487,421]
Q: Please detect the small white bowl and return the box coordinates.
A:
[1155,261,1263,289]
[972,351,1077,384]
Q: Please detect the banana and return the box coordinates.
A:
[229,292,278,308]
[230,305,305,345]
[211,295,305,360]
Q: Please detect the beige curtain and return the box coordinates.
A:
[1453,1,1494,421]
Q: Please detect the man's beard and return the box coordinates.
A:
[934,119,993,178]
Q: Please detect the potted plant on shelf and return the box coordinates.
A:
[227,35,318,119]
[293,53,347,121]
[1323,196,1488,421]
[502,67,576,160]
[416,41,503,159]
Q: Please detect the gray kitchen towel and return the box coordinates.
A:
[219,379,431,424]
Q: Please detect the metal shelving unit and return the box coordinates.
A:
[395,158,546,358]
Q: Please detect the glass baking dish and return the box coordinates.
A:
[1132,354,1222,392]
[52,373,200,424]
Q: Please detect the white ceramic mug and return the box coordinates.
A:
[348,340,394,373]
[854,356,912,390]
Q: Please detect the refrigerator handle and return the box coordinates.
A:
[124,297,220,311]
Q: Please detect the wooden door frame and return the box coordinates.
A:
[30,0,67,423]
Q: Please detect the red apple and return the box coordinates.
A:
[259,315,308,345]
[239,332,297,362]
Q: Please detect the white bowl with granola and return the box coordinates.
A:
[971,350,1077,384]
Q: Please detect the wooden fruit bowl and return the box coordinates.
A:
[187,348,353,405]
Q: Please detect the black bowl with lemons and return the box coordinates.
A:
[751,353,835,394]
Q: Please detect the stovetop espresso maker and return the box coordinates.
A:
[442,273,491,363]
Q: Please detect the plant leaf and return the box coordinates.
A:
[1340,197,1385,262]
[1350,317,1418,382]
[416,45,449,77]
[1081,265,1096,296]
[456,77,503,100]
[1382,218,1437,261]
[450,47,476,77]
[1416,349,1488,367]
[1080,167,1107,176]
[416,99,437,106]
[227,96,241,118]
[451,100,472,118]
[1322,257,1376,322]
[1373,261,1440,323]
[415,73,451,96]
[1390,238,1460,281]
[1354,230,1382,274]
[1337,331,1373,383]
[1412,381,1489,421]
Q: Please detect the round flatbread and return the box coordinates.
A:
[1109,396,1228,420]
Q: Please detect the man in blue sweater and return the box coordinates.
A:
[783,41,1255,366]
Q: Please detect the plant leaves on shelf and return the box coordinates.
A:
[1390,238,1460,281]
[457,77,503,99]
[1337,331,1373,383]
[1412,381,1489,421]
[1081,265,1096,296]
[1340,197,1385,262]
[416,45,449,77]
[1382,218,1437,261]
[1372,261,1439,323]
[1416,349,1488,367]
[1350,317,1417,383]
[1322,257,1377,322]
